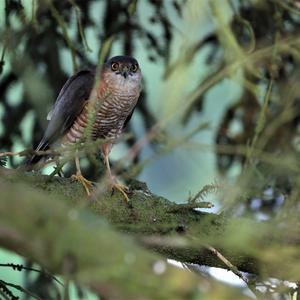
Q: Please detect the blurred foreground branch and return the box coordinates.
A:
[0,169,300,298]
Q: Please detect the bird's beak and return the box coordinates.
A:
[121,66,129,78]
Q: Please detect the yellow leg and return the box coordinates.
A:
[71,153,93,196]
[102,144,129,202]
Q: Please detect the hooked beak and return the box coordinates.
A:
[121,66,129,78]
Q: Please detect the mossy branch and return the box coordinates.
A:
[0,169,300,297]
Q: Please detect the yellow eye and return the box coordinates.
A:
[111,62,119,71]
[131,64,138,72]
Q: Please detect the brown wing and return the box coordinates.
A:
[28,69,95,164]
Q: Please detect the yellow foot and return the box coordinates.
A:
[110,182,130,203]
[71,172,93,196]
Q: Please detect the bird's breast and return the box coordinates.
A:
[63,89,138,145]
[93,91,138,138]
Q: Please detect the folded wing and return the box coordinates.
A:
[27,69,95,165]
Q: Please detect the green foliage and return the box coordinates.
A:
[2,0,300,299]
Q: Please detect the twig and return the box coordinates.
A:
[0,150,30,158]
[0,288,12,300]
[0,137,112,159]
[128,0,138,16]
[245,79,273,168]
[0,263,63,286]
[98,35,115,65]
[168,202,213,213]
[0,281,17,300]
[69,0,92,52]
[0,44,6,75]
[31,0,38,27]
[207,245,262,298]
[48,0,78,72]
[187,35,300,117]
[0,279,42,300]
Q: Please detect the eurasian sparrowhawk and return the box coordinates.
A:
[27,55,142,200]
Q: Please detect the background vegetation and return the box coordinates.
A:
[1,0,300,299]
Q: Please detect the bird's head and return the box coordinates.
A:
[102,55,142,89]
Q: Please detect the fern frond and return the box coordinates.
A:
[188,181,221,203]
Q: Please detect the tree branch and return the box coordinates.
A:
[0,168,299,297]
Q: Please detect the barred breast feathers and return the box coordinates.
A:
[64,70,141,145]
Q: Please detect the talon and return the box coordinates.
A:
[110,181,130,203]
[102,144,130,203]
[72,172,93,196]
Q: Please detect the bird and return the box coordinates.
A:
[27,55,142,201]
